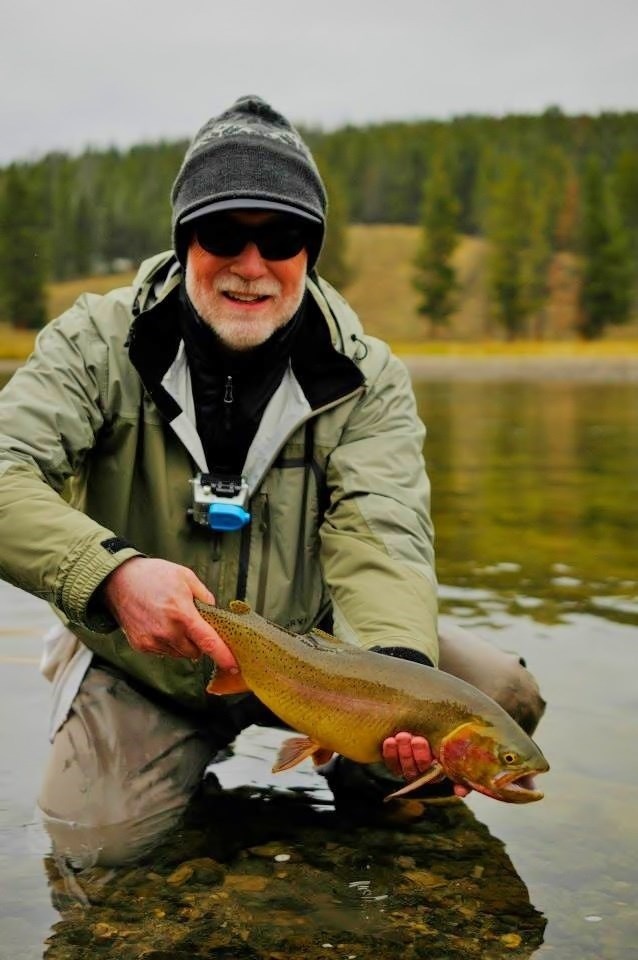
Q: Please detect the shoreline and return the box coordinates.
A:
[3,353,638,382]
[397,353,638,381]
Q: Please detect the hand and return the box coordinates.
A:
[382,731,470,797]
[101,556,238,670]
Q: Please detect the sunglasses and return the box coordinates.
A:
[195,214,309,261]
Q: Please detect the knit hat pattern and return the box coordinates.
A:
[171,95,327,266]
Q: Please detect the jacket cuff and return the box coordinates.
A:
[58,539,144,632]
[371,645,434,669]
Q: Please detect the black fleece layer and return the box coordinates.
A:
[179,285,304,475]
[178,283,365,476]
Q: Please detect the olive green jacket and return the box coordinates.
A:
[0,253,438,715]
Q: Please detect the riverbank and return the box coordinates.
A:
[4,348,638,382]
[398,352,638,381]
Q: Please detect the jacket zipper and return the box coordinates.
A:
[223,375,233,435]
[235,386,364,605]
[246,386,364,493]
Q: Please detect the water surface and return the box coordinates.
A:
[1,374,637,959]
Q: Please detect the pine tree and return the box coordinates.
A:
[579,157,634,339]
[315,166,352,289]
[613,149,638,242]
[553,163,580,251]
[413,156,460,330]
[0,165,48,328]
[523,189,553,338]
[486,160,531,338]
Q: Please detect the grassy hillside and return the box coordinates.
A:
[1,225,637,361]
[343,225,488,342]
[342,225,638,345]
[0,270,136,359]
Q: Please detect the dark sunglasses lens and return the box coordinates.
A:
[196,222,246,258]
[257,225,306,260]
[195,217,307,260]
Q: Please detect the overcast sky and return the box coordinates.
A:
[2,0,637,164]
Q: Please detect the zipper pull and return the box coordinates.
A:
[223,375,233,431]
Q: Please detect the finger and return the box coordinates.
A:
[454,784,471,797]
[124,632,184,659]
[382,737,402,777]
[155,645,183,659]
[394,731,420,780]
[149,636,191,659]
[189,618,238,671]
[171,635,203,660]
[409,736,433,772]
[382,734,430,779]
[125,634,201,660]
[185,570,216,606]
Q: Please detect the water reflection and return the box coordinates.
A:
[416,381,638,613]
[43,782,546,960]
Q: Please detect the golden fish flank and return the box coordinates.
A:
[195,599,549,803]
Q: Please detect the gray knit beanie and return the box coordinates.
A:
[171,95,327,268]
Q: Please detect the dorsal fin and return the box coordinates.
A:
[229,600,251,615]
[309,626,341,644]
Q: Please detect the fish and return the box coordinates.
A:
[196,599,549,803]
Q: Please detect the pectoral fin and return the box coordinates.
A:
[383,760,446,802]
[273,736,334,773]
[206,668,250,695]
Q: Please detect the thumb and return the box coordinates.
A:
[186,570,216,606]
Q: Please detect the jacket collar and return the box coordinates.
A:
[127,253,365,419]
[126,254,366,490]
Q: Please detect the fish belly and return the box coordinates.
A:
[242,665,393,764]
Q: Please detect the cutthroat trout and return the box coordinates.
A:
[196,599,549,803]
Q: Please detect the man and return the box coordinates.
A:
[0,96,544,867]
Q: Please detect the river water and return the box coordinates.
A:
[0,372,637,959]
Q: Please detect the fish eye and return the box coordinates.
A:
[502,752,519,765]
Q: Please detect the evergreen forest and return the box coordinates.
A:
[1,107,638,339]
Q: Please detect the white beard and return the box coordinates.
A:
[185,270,306,352]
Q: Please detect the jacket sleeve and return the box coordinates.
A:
[319,345,439,666]
[0,299,143,631]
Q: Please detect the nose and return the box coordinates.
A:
[229,241,268,280]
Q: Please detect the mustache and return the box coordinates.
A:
[214,277,281,297]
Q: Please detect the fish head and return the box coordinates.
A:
[439,720,549,803]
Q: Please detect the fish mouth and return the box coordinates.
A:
[488,769,546,803]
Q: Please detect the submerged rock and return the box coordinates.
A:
[41,784,547,960]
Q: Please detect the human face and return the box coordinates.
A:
[185,211,308,352]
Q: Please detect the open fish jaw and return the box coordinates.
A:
[488,768,547,803]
